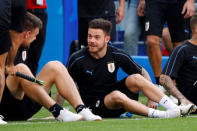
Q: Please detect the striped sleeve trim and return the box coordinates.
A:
[164,45,187,75]
[112,52,142,71]
[68,56,85,69]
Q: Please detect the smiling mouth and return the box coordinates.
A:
[89,45,96,47]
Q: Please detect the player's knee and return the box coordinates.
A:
[147,36,160,48]
[16,63,31,74]
[128,74,143,83]
[110,91,127,104]
[126,74,143,88]
[46,61,65,73]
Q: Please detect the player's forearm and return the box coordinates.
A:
[139,0,145,3]
[6,44,18,67]
[160,74,186,101]
[187,0,194,3]
[141,68,152,82]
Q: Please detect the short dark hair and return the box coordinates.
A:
[190,14,197,33]
[23,12,43,31]
[88,18,112,36]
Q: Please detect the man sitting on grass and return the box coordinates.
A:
[0,12,101,123]
[160,14,197,113]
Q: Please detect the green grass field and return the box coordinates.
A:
[1,86,197,131]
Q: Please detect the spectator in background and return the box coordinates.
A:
[124,0,144,56]
[73,0,125,52]
[138,0,194,85]
[15,0,48,76]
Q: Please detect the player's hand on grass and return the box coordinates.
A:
[146,99,158,109]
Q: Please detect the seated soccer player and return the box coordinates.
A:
[160,14,197,113]
[66,18,195,118]
[0,12,101,122]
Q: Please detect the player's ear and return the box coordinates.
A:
[24,31,31,39]
[105,35,110,43]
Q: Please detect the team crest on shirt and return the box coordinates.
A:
[107,62,115,73]
[22,50,27,61]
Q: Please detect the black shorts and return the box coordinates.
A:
[86,78,139,118]
[0,0,12,55]
[0,85,42,121]
[10,0,27,33]
[145,1,190,42]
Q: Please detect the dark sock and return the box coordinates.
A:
[49,103,63,117]
[155,77,160,85]
[75,105,86,113]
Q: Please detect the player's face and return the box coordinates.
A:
[22,27,39,48]
[87,28,110,54]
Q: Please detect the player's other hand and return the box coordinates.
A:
[138,0,146,17]
[116,4,125,24]
[147,99,158,109]
[182,0,194,19]
[6,65,17,75]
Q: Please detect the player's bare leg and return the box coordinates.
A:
[6,63,82,122]
[36,61,102,121]
[147,35,162,84]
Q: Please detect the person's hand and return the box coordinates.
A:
[6,65,17,75]
[137,0,146,17]
[146,99,158,109]
[116,5,125,23]
[182,0,194,19]
[179,97,193,105]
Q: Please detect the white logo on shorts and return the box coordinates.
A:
[145,21,150,32]
[95,100,100,107]
[22,50,27,61]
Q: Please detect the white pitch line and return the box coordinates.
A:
[4,115,197,126]
[5,121,57,126]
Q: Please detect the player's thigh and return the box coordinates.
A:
[6,63,32,98]
[36,61,61,93]
[6,74,24,100]
[104,90,128,110]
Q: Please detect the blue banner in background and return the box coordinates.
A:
[63,0,78,65]
[38,0,63,73]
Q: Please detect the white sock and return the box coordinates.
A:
[159,95,179,110]
[148,108,166,118]
[148,108,180,118]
